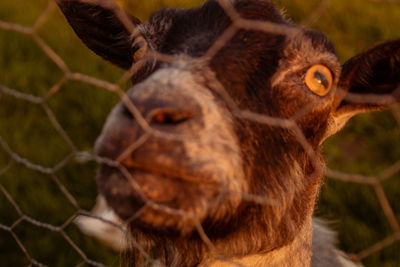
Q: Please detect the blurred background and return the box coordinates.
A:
[0,0,399,266]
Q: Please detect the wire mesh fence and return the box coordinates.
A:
[0,0,399,266]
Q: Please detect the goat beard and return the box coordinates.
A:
[121,160,323,266]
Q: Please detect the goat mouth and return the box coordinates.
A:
[127,169,185,203]
[96,164,217,222]
[120,157,217,185]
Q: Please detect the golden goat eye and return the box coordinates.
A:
[304,64,333,96]
[132,36,148,62]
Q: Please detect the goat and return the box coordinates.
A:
[56,0,400,266]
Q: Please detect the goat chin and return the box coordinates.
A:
[76,195,362,267]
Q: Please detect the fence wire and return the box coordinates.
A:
[0,0,399,266]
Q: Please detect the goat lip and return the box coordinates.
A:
[129,167,217,185]
[121,159,217,185]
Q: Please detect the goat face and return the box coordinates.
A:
[57,0,400,255]
[94,64,249,235]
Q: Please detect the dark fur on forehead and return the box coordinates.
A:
[144,0,286,56]
[304,30,336,55]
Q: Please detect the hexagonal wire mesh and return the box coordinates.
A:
[0,0,399,266]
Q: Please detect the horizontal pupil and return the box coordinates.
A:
[314,71,329,88]
[132,43,142,53]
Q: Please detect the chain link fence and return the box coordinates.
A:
[0,0,399,266]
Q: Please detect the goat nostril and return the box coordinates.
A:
[149,108,195,125]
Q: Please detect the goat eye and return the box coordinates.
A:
[132,36,148,62]
[304,64,333,96]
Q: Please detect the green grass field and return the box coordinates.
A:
[0,0,399,266]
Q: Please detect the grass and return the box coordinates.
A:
[0,0,399,266]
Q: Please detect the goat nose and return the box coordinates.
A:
[147,107,196,125]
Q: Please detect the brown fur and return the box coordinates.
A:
[56,0,400,266]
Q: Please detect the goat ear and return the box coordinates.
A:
[56,0,141,69]
[328,39,400,135]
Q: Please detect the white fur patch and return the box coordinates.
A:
[75,196,128,251]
